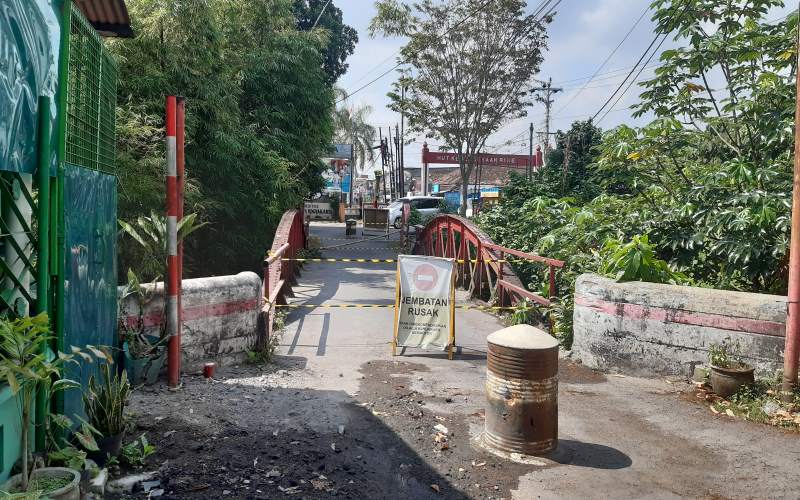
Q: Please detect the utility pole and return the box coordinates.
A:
[387,126,396,200]
[395,124,401,197]
[528,122,534,181]
[532,77,562,151]
[378,128,387,203]
[782,17,800,399]
[399,87,406,196]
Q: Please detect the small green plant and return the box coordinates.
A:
[118,269,167,359]
[247,312,286,365]
[118,211,208,277]
[407,207,422,226]
[0,314,111,492]
[709,338,746,369]
[599,234,686,284]
[83,362,131,438]
[122,434,155,467]
[298,246,323,259]
[510,299,537,326]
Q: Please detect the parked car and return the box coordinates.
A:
[388,196,442,228]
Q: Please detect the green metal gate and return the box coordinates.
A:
[61,164,118,422]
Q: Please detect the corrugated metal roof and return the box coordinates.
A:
[73,0,133,38]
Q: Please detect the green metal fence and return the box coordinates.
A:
[65,3,117,173]
[0,172,38,316]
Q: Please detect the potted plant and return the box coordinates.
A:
[118,213,206,385]
[708,338,754,398]
[118,270,167,386]
[0,314,109,499]
[83,362,130,465]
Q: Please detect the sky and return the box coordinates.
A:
[336,0,794,174]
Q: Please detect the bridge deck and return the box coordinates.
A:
[279,222,504,392]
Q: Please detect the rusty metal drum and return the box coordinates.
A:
[484,324,559,455]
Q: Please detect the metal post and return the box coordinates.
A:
[36,97,52,315]
[166,96,181,388]
[528,123,534,181]
[400,86,406,196]
[783,30,800,397]
[176,97,185,383]
[349,143,354,207]
[34,96,52,452]
[498,251,505,307]
[422,142,430,196]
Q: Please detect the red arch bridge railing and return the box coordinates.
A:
[412,214,565,318]
[260,209,306,346]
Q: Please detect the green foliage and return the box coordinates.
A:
[599,235,686,284]
[118,269,167,359]
[293,1,358,84]
[118,212,207,281]
[247,311,287,365]
[83,363,131,437]
[110,0,339,277]
[122,434,156,467]
[370,0,550,213]
[709,338,745,369]
[0,314,111,491]
[509,299,538,326]
[407,207,422,226]
[333,90,376,173]
[476,4,798,347]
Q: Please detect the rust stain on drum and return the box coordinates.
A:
[484,324,558,456]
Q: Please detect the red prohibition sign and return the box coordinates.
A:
[412,263,439,292]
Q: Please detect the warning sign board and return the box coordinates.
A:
[393,255,456,357]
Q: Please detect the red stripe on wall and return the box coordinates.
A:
[125,297,260,329]
[575,295,785,338]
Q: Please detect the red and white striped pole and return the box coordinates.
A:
[166,96,181,388]
[176,97,186,379]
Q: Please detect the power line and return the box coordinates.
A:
[553,63,659,86]
[593,1,692,123]
[555,4,649,115]
[597,34,667,124]
[590,31,664,121]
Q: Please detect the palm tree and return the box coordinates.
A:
[333,88,377,174]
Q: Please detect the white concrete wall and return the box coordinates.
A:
[572,274,786,377]
[119,272,262,372]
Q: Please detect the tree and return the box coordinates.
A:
[111,0,336,277]
[293,0,359,83]
[333,88,377,174]
[369,0,550,214]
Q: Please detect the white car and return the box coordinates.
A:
[388,196,442,228]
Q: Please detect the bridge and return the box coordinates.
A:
[262,211,561,377]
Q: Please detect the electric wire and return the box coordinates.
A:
[555,4,650,116]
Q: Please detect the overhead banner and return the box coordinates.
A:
[393,255,456,357]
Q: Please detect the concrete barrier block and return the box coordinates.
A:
[119,272,262,372]
[572,274,786,377]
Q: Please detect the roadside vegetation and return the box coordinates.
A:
[110,0,357,280]
[477,0,797,347]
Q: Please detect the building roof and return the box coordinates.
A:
[74,0,134,38]
[429,165,530,190]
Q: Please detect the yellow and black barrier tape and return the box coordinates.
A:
[270,303,524,311]
[280,258,508,264]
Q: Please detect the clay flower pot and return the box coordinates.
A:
[710,364,755,398]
